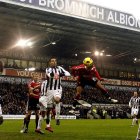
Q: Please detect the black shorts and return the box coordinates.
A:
[77,77,98,88]
[27,97,39,111]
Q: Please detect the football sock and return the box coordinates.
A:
[136,124,140,139]
[73,94,81,107]
[75,94,81,100]
[35,115,39,129]
[132,118,135,125]
[37,116,43,129]
[25,115,30,129]
[46,113,51,127]
[23,117,26,126]
[55,103,60,120]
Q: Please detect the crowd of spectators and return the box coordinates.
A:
[61,87,133,105]
[0,81,135,118]
[90,105,131,119]
[4,63,46,72]
[0,82,28,115]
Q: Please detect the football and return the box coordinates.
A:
[83,57,93,67]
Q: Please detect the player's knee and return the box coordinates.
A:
[54,97,60,103]
[41,111,45,117]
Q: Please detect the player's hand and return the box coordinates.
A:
[30,92,39,98]
[34,85,40,89]
[34,89,40,92]
[54,73,59,80]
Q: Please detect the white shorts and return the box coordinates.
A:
[46,89,62,104]
[39,96,48,109]
[39,90,62,111]
[131,108,139,116]
[39,96,54,111]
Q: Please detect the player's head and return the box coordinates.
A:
[32,76,38,82]
[83,57,93,68]
[134,91,138,97]
[49,57,57,67]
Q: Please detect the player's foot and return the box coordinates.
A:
[131,124,134,127]
[77,100,92,108]
[35,129,44,134]
[45,127,53,132]
[82,103,92,108]
[69,109,75,114]
[136,137,140,140]
[56,119,60,125]
[72,106,76,110]
[20,127,28,133]
[111,99,118,103]
[109,98,118,103]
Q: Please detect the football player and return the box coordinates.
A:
[71,57,118,109]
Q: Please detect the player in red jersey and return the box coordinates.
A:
[20,76,41,133]
[71,57,118,108]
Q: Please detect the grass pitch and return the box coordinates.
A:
[0,119,138,140]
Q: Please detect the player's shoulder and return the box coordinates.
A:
[28,80,34,87]
[57,66,62,69]
[46,67,52,72]
[91,65,96,70]
[46,67,51,70]
[29,80,34,84]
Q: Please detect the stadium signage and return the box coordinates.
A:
[3,115,76,119]
[2,0,140,31]
[5,69,45,78]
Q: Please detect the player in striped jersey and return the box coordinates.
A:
[45,58,70,125]
[129,91,140,126]
[35,79,53,134]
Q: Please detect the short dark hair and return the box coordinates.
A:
[49,57,57,62]
[47,57,57,67]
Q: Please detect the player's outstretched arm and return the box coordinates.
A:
[58,66,71,77]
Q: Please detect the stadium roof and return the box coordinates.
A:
[0,1,140,64]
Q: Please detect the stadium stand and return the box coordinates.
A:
[0,81,134,119]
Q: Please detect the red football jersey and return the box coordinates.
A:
[71,64,102,81]
[28,80,41,99]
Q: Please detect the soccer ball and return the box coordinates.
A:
[83,57,93,67]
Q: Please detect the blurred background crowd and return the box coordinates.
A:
[0,82,134,119]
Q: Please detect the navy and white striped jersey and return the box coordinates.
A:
[129,96,140,109]
[45,66,70,90]
[41,80,48,96]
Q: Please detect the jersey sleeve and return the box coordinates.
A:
[58,66,71,77]
[93,67,102,80]
[46,68,51,77]
[129,98,132,107]
[71,64,84,76]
